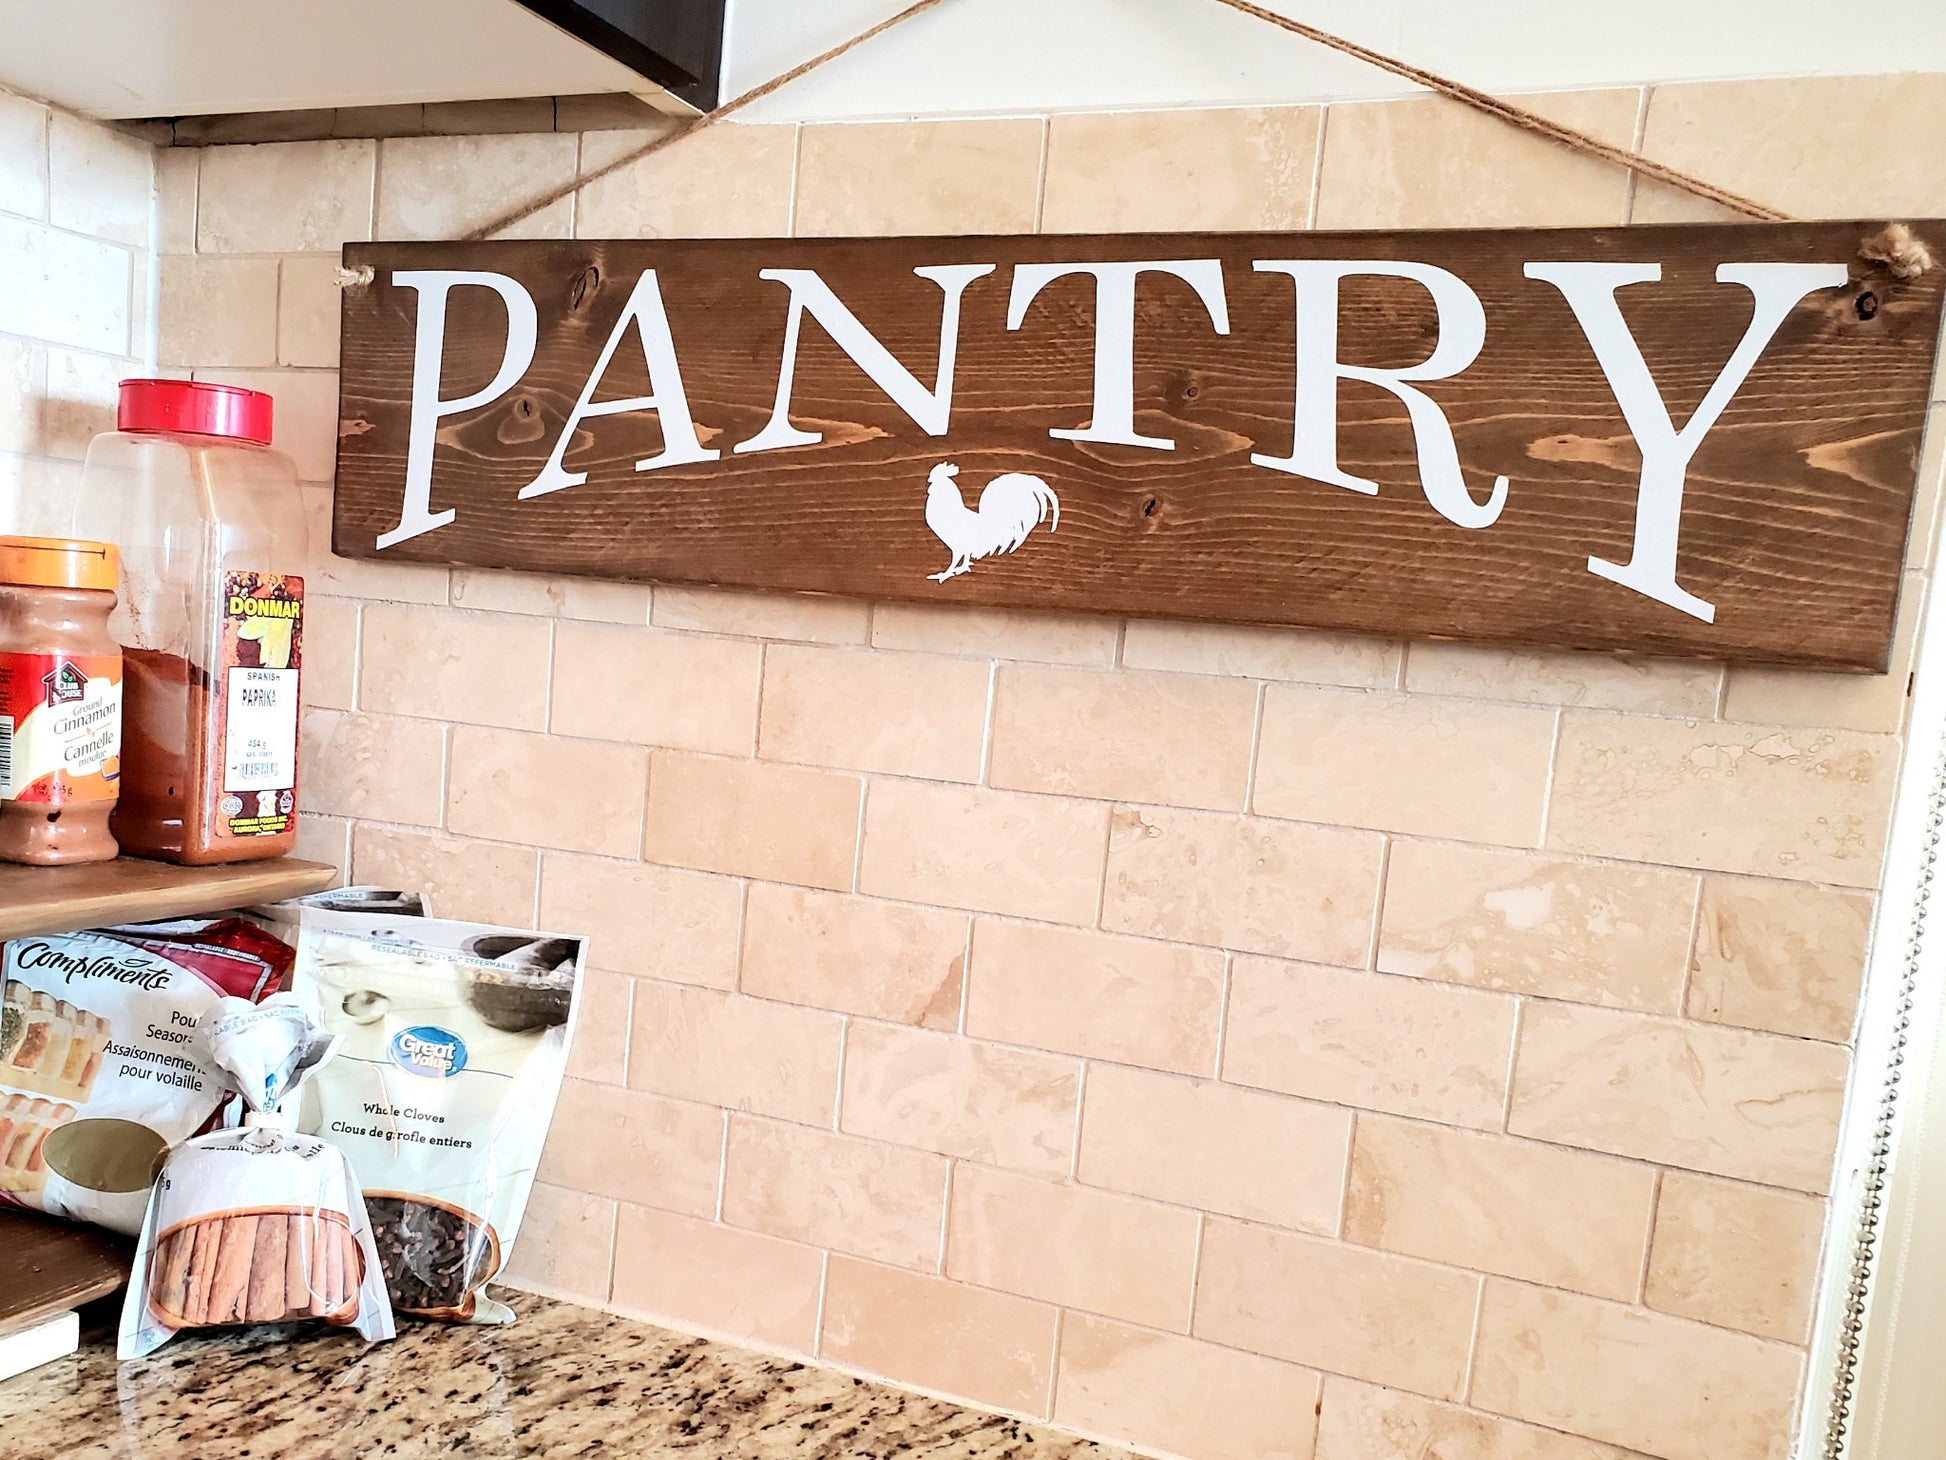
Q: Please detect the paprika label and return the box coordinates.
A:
[0,651,123,803]
[215,572,303,840]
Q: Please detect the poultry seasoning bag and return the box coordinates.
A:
[0,918,291,1234]
[119,995,396,1359]
[256,893,584,1324]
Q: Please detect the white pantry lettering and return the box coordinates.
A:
[372,257,1849,621]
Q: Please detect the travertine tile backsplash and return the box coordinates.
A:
[11,69,1946,1460]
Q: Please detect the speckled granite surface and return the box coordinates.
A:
[0,1292,1130,1459]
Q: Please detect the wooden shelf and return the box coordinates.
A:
[0,1210,131,1334]
[0,857,337,941]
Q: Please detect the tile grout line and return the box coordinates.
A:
[1043,1307,1064,1423]
[1240,680,1269,812]
[1637,1168,1665,1304]
[809,1248,831,1360]
[1210,952,1236,1080]
[1305,104,1329,230]
[1031,115,1050,235]
[831,1016,851,1134]
[1534,709,1565,850]
[1457,1276,1488,1404]
[1622,84,1650,223]
[977,660,1001,786]
[1333,1109,1359,1240]
[1067,1062,1089,1180]
[712,1110,731,1221]
[1498,998,1525,1134]
[934,1159,956,1275]
[1364,836,1393,972]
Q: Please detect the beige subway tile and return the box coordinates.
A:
[1043,106,1319,233]
[359,604,552,730]
[278,255,342,368]
[539,851,743,989]
[1687,875,1871,1043]
[1317,89,1636,228]
[796,118,1042,237]
[1471,1280,1802,1460]
[447,726,647,857]
[1378,841,1696,1012]
[630,981,842,1125]
[1637,74,1946,221]
[1080,1064,1349,1233]
[840,1023,1078,1175]
[1404,642,1722,716]
[0,455,83,537]
[352,825,539,928]
[153,145,196,253]
[300,707,445,825]
[1346,1116,1654,1301]
[496,1182,614,1305]
[723,1117,947,1270]
[870,603,1118,666]
[377,133,578,240]
[1646,1171,1823,1342]
[578,125,797,239]
[1121,620,1399,688]
[651,584,869,644]
[197,138,375,252]
[1548,712,1898,888]
[48,113,151,246]
[645,750,859,890]
[292,813,349,871]
[610,1204,822,1352]
[1255,686,1554,844]
[0,337,38,453]
[566,968,630,1086]
[821,1256,1058,1415]
[1908,404,1945,572]
[0,214,131,354]
[861,780,1107,925]
[966,919,1223,1075]
[1225,959,1517,1130]
[194,367,340,481]
[1056,1314,1322,1460]
[553,625,760,755]
[450,570,650,624]
[760,644,988,781]
[1723,573,1922,733]
[1509,1002,1848,1192]
[40,347,121,460]
[740,884,965,1027]
[1195,1219,1479,1400]
[537,1079,722,1214]
[1315,1377,1633,1460]
[946,1164,1199,1331]
[158,255,279,368]
[989,665,1257,811]
[0,92,48,219]
[1103,806,1382,964]
[299,484,452,605]
[301,596,358,709]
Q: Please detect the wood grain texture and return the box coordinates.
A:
[0,1209,129,1330]
[333,224,1946,670]
[0,858,337,940]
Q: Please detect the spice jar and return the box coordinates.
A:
[77,381,309,865]
[0,537,123,865]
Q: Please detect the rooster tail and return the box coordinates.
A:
[1035,479,1059,534]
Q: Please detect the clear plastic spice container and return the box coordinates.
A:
[0,537,123,865]
[78,380,309,865]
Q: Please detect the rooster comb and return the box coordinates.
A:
[930,461,959,479]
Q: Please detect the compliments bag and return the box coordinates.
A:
[258,898,584,1324]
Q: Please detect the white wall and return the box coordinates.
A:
[724,0,1946,120]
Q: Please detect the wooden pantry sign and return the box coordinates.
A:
[332,222,1946,671]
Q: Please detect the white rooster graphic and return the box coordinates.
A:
[923,462,1060,582]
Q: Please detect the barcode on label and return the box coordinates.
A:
[0,714,12,799]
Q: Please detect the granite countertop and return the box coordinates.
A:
[0,1292,1131,1459]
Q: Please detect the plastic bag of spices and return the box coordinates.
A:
[253,899,584,1323]
[118,995,396,1358]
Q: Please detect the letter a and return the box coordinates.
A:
[519,268,718,500]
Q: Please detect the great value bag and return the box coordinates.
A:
[256,896,584,1324]
[0,918,291,1233]
[119,995,395,1359]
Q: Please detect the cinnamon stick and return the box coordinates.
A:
[182,1219,219,1325]
[246,1212,288,1321]
[155,1229,193,1320]
[285,1213,310,1313]
[206,1214,258,1324]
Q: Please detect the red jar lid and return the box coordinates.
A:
[117,379,274,446]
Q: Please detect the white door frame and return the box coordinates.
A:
[1802,555,1946,1456]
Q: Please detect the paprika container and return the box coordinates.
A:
[0,537,123,865]
[78,380,309,865]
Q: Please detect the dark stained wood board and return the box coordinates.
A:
[333,223,1946,670]
[0,1209,130,1331]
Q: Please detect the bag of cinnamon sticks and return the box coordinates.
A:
[117,995,395,1358]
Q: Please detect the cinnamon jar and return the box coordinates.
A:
[76,380,309,865]
[0,537,123,865]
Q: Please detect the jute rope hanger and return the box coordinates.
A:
[457,0,1786,244]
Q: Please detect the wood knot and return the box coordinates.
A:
[1859,223,1935,281]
